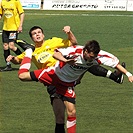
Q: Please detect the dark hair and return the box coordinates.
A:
[83,40,100,55]
[29,26,44,38]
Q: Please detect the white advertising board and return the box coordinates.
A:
[20,0,41,9]
[42,0,127,11]
[127,0,133,11]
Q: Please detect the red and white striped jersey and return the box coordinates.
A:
[54,45,119,82]
[97,50,119,68]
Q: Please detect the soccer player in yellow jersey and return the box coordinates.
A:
[6,25,78,133]
[0,0,24,71]
[8,25,77,69]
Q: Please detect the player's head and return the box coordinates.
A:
[29,26,44,38]
[83,40,100,61]
[29,26,45,44]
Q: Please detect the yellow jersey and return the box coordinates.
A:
[17,37,71,69]
[0,0,24,31]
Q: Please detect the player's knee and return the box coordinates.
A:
[56,116,65,124]
[3,43,9,50]
[18,73,26,81]
[67,109,76,117]
[9,43,15,50]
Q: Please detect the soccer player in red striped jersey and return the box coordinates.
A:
[17,40,133,133]
[7,25,129,132]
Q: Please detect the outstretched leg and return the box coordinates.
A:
[18,48,33,81]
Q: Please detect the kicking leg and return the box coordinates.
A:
[88,64,125,84]
[18,48,33,81]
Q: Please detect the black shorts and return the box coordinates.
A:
[47,85,76,105]
[2,30,18,43]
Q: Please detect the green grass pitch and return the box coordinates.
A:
[0,10,133,133]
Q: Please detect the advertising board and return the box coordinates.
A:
[127,0,133,11]
[20,0,41,9]
[42,0,127,11]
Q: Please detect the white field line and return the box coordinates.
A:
[0,30,2,35]
[26,13,133,17]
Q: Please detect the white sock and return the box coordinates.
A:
[106,70,112,78]
[25,48,33,58]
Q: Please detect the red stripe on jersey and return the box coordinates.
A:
[68,48,82,56]
[98,53,112,58]
[96,59,101,64]
[75,48,82,54]
[97,53,112,64]
[71,45,77,48]
[59,61,66,68]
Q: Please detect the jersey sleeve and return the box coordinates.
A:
[15,0,24,14]
[56,46,76,56]
[51,37,71,48]
[62,39,71,47]
[96,50,119,68]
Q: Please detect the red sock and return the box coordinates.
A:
[18,57,31,75]
[67,116,76,133]
[18,49,33,75]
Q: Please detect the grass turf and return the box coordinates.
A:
[0,10,133,133]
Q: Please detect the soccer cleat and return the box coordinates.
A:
[0,65,12,72]
[15,39,35,51]
[114,62,126,84]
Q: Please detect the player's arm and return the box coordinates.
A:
[0,12,2,19]
[0,3,2,19]
[17,0,25,33]
[63,26,78,46]
[53,51,76,65]
[6,55,21,64]
[18,12,25,33]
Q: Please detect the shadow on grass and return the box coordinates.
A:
[0,66,19,72]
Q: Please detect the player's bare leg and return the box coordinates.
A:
[64,101,76,133]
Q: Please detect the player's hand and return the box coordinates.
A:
[128,76,133,83]
[63,26,71,34]
[6,55,15,62]
[66,58,76,65]
[17,26,22,33]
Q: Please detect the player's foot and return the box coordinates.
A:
[0,65,12,71]
[15,39,35,51]
[114,62,126,84]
